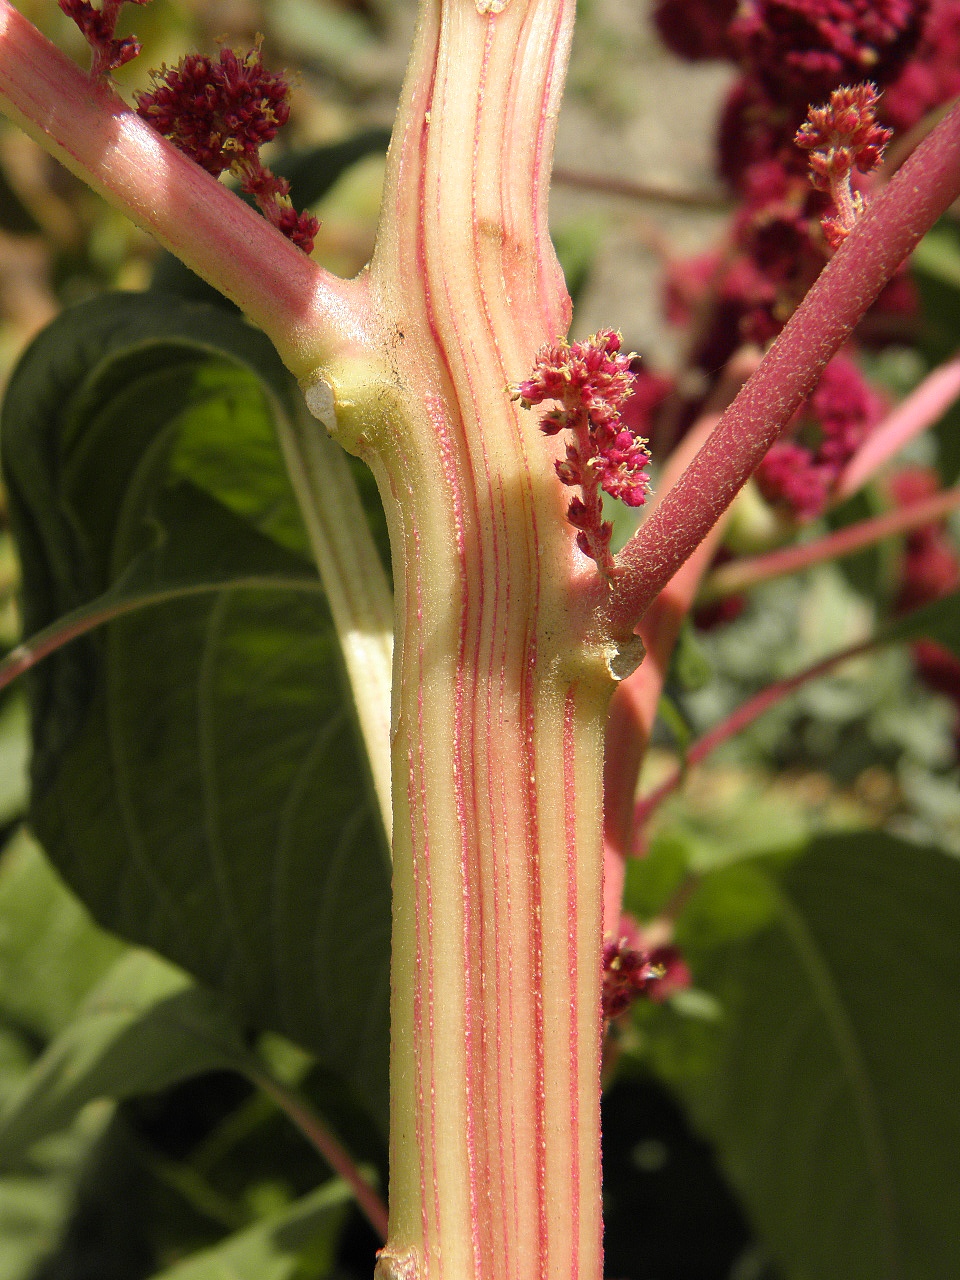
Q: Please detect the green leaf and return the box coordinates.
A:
[0,830,123,1040]
[147,1178,351,1280]
[881,588,960,657]
[661,831,960,1280]
[0,950,252,1168]
[1,293,391,1130]
[0,697,29,830]
[0,1107,113,1280]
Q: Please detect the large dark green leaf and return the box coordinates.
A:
[1,293,391,1130]
[657,831,960,1280]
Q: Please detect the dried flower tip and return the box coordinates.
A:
[513,330,652,579]
[796,83,892,248]
[60,0,149,80]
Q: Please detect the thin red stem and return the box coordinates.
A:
[632,637,878,835]
[602,98,960,638]
[551,166,730,211]
[703,485,960,600]
[251,1071,389,1242]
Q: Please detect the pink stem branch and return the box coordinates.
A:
[702,485,960,600]
[251,1071,389,1242]
[632,637,877,835]
[602,98,960,638]
[0,0,364,378]
[834,353,960,501]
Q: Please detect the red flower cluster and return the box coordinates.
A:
[888,468,960,741]
[514,331,652,578]
[650,0,960,482]
[59,0,149,80]
[756,352,884,519]
[136,48,320,255]
[602,934,690,1022]
[136,48,290,177]
[891,468,960,613]
[653,0,738,61]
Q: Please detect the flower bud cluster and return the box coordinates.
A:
[514,331,651,579]
[796,84,892,247]
[60,0,320,256]
[602,933,690,1022]
[59,0,149,80]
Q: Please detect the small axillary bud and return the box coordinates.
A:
[374,1246,421,1280]
[511,330,652,583]
[795,83,893,250]
[303,376,338,435]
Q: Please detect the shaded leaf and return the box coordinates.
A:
[882,588,960,657]
[0,830,123,1041]
[0,950,251,1168]
[147,1178,351,1280]
[660,831,960,1280]
[1,293,391,1129]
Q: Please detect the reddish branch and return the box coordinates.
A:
[703,484,960,599]
[602,96,960,639]
[632,636,878,834]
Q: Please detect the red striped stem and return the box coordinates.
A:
[325,4,608,1278]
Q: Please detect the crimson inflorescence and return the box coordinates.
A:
[135,47,320,255]
[602,934,690,1022]
[513,331,652,579]
[888,468,960,749]
[730,0,926,101]
[59,0,149,80]
[136,48,290,177]
[755,352,883,519]
[648,0,960,517]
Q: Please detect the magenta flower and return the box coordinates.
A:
[514,331,652,579]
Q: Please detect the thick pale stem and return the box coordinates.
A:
[313,4,615,1278]
[0,0,364,378]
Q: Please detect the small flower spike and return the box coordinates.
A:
[796,83,893,249]
[136,46,320,255]
[513,330,651,580]
[59,0,150,81]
